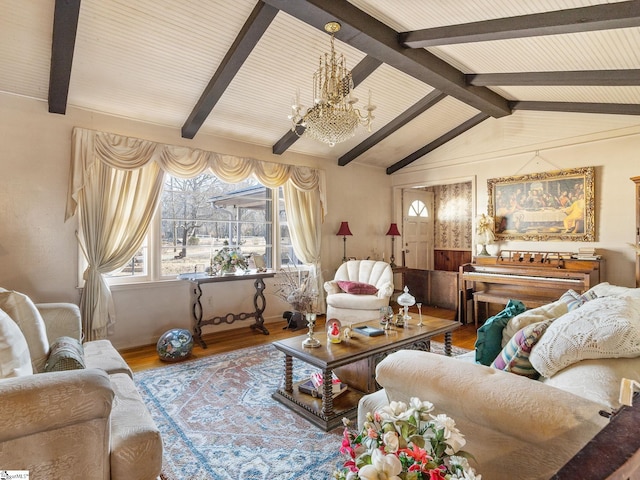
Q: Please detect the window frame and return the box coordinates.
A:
[80,180,296,287]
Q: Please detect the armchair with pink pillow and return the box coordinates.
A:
[324,260,394,323]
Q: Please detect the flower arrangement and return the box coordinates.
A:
[212,247,248,273]
[273,266,318,314]
[334,398,481,480]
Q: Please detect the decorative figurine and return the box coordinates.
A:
[327,319,342,343]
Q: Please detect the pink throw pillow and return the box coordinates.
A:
[337,281,378,295]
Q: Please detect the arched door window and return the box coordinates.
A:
[408,199,429,218]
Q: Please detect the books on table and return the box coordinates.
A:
[298,372,347,398]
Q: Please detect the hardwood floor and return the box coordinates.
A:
[121,305,478,372]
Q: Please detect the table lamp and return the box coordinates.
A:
[385,223,401,267]
[336,221,353,263]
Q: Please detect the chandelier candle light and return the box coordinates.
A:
[336,221,353,263]
[385,223,401,267]
[288,21,376,147]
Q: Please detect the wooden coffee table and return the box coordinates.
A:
[272,314,459,431]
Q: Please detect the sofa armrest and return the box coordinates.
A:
[0,369,113,443]
[375,350,608,445]
[324,280,341,295]
[376,281,394,299]
[36,302,83,343]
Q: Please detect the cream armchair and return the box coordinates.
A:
[324,260,394,323]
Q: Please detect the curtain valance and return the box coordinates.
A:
[66,127,326,221]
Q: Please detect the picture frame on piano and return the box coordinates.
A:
[488,166,595,242]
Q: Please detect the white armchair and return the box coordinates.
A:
[324,260,394,323]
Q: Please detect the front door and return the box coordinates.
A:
[402,189,434,270]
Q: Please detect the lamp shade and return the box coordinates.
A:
[336,221,353,236]
[386,223,401,236]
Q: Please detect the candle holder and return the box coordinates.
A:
[302,313,321,348]
[397,286,416,325]
[417,302,423,326]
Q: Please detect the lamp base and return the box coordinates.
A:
[479,244,490,256]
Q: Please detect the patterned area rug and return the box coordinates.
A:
[134,341,469,480]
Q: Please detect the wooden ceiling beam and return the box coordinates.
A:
[467,70,640,86]
[181,1,278,139]
[338,90,447,166]
[386,113,490,175]
[511,101,640,115]
[400,1,640,48]
[262,0,511,119]
[272,55,382,155]
[48,0,81,114]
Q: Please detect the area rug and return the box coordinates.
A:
[134,341,469,480]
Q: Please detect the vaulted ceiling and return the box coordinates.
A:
[2,0,639,173]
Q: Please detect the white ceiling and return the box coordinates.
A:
[1,0,639,172]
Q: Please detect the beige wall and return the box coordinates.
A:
[0,93,392,348]
[392,110,640,288]
[2,94,639,349]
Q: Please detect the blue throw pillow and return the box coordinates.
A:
[475,299,526,366]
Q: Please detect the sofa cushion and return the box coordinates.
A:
[337,280,378,295]
[475,299,525,366]
[502,300,569,347]
[558,289,587,311]
[585,282,640,299]
[530,296,640,378]
[44,336,85,372]
[0,290,50,373]
[84,339,133,378]
[491,320,552,378]
[541,356,640,411]
[0,308,33,378]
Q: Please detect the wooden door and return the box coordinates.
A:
[402,190,434,270]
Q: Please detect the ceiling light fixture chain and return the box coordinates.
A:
[288,21,376,147]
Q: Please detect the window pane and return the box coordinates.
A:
[278,188,302,266]
[408,200,428,218]
[107,243,147,278]
[160,174,274,276]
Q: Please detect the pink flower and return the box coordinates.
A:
[428,468,447,480]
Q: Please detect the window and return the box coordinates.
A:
[408,199,429,217]
[100,173,300,284]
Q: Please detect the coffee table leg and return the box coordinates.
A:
[444,331,453,356]
[322,367,334,418]
[284,354,293,393]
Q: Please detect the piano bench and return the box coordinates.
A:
[472,291,552,328]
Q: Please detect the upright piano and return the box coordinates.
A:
[459,250,602,325]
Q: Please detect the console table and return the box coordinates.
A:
[178,271,276,348]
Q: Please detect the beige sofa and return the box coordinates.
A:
[359,283,640,480]
[0,289,162,480]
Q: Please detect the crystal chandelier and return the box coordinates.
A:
[288,21,376,147]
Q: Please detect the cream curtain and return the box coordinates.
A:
[283,181,326,313]
[67,127,326,339]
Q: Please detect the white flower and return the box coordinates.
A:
[380,401,412,422]
[358,449,402,480]
[383,431,399,453]
[430,414,466,454]
[448,456,482,480]
[409,397,434,421]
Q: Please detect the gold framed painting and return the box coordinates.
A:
[488,166,595,241]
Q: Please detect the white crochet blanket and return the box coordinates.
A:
[530,296,640,377]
